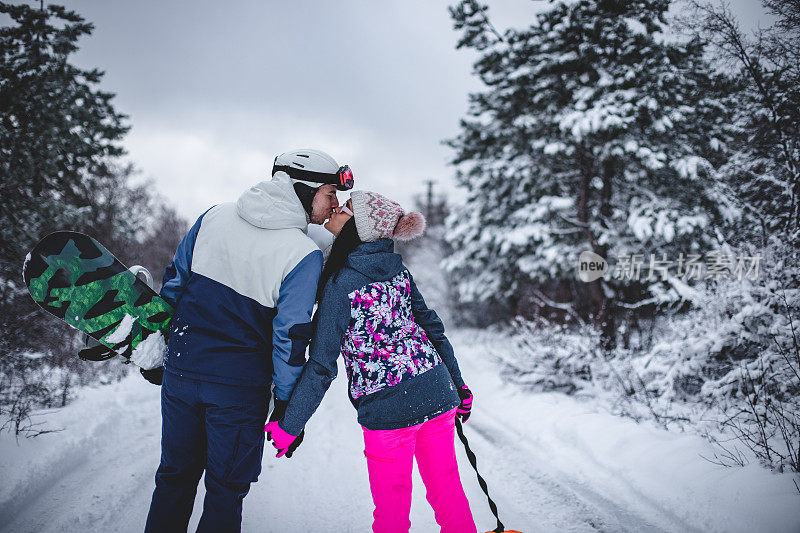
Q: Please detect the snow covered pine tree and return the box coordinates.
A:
[445,0,735,348]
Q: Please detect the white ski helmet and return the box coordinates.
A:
[271,148,354,191]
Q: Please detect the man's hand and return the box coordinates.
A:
[269,393,289,423]
[268,393,304,457]
[78,344,116,361]
[284,430,304,458]
[140,366,164,385]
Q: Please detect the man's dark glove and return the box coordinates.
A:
[283,430,304,458]
[268,392,304,458]
[78,344,116,361]
[140,366,164,385]
[456,385,473,422]
[269,393,289,423]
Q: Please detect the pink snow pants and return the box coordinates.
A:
[362,408,477,533]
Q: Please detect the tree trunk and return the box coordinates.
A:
[597,157,617,351]
[576,160,613,348]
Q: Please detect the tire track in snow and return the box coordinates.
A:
[452,329,706,533]
[0,379,162,533]
[465,413,699,533]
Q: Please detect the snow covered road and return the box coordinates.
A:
[1,330,799,532]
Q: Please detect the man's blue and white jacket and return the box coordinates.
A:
[160,172,329,400]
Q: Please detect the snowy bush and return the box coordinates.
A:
[499,317,600,395]
[653,241,800,473]
[504,239,800,472]
[0,327,131,438]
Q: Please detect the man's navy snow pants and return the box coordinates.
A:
[144,370,269,533]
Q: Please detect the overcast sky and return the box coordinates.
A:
[46,0,771,222]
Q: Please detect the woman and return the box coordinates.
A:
[265,191,477,533]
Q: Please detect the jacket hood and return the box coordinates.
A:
[236,171,308,231]
[345,239,405,281]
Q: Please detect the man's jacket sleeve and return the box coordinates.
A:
[409,275,466,389]
[271,250,324,401]
[280,281,349,435]
[160,210,208,307]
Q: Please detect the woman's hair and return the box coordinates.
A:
[317,217,362,302]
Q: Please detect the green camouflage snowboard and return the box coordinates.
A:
[22,231,173,361]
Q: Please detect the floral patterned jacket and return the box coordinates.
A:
[281,239,465,433]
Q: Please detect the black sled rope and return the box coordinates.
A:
[455,417,507,533]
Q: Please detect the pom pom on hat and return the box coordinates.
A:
[393,211,426,241]
[350,190,426,242]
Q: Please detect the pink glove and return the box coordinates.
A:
[264,421,299,458]
[456,385,473,422]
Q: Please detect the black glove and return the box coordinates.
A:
[78,344,117,361]
[140,366,164,385]
[268,392,304,458]
[269,394,289,422]
[283,430,304,458]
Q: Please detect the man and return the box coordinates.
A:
[144,149,354,533]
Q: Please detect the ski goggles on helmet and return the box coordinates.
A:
[337,165,354,191]
[272,159,355,191]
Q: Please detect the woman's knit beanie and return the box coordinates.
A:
[349,191,426,242]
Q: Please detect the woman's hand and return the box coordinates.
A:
[456,385,473,422]
[265,420,301,458]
